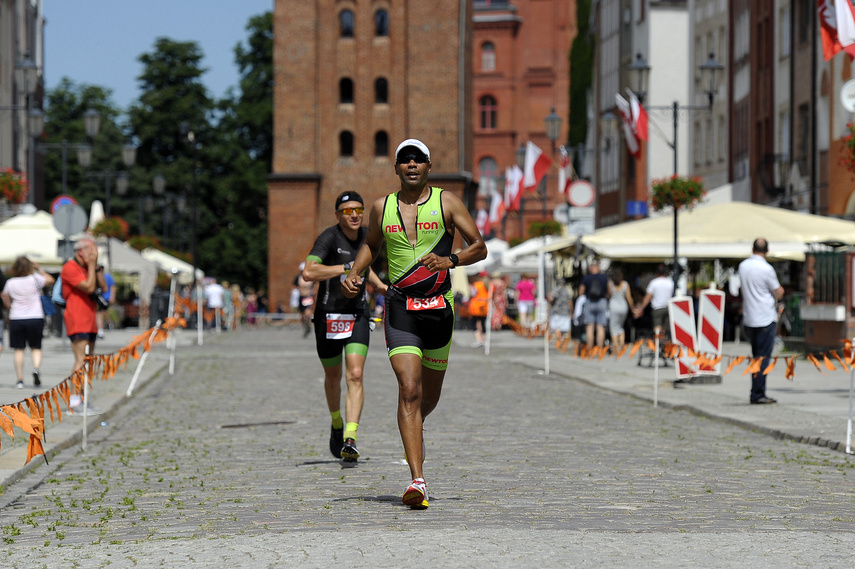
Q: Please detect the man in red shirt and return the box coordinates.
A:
[61,237,107,374]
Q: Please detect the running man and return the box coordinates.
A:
[342,139,487,509]
[303,191,387,463]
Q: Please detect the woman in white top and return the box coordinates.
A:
[1,256,55,388]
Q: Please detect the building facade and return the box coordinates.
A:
[0,0,44,216]
[268,0,473,307]
[471,0,575,241]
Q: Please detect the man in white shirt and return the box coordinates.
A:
[204,279,226,330]
[738,238,784,404]
[633,264,675,335]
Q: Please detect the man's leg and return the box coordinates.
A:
[391,353,427,480]
[749,323,776,401]
[596,323,606,348]
[585,322,594,349]
[343,353,365,426]
[71,338,89,372]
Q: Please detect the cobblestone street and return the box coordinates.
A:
[1,327,854,567]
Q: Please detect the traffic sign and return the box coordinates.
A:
[53,203,88,237]
[51,194,77,214]
[567,180,595,207]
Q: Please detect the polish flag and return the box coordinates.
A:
[818,0,843,60]
[557,145,573,196]
[615,93,640,158]
[522,141,552,191]
[475,208,489,236]
[486,187,506,236]
[627,89,649,142]
[504,165,524,211]
[836,0,855,57]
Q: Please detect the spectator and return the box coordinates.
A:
[547,278,573,345]
[738,238,784,405]
[514,274,536,328]
[608,268,635,351]
[204,279,225,330]
[468,272,490,348]
[1,257,55,388]
[579,261,610,349]
[633,264,674,336]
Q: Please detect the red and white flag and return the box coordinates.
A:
[819,0,843,60]
[615,93,640,158]
[504,165,524,211]
[627,89,648,142]
[557,145,573,196]
[475,208,489,236]
[522,141,552,191]
[837,0,855,56]
[818,0,855,60]
[488,186,506,233]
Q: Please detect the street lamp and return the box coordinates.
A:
[14,56,42,206]
[628,51,725,292]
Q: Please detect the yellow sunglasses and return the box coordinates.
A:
[338,207,364,215]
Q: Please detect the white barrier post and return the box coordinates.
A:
[82,345,90,450]
[848,350,854,454]
[653,334,659,408]
[196,281,203,346]
[168,271,178,375]
[126,320,162,398]
[485,285,494,356]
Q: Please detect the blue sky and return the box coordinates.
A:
[43,0,274,110]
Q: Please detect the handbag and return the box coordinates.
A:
[40,294,56,316]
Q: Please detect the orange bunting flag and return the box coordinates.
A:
[742,357,763,376]
[762,357,778,376]
[616,344,628,359]
[830,350,850,372]
[806,354,824,373]
[646,339,655,352]
[785,356,796,381]
[25,433,45,465]
[822,354,837,371]
[0,411,15,438]
[629,340,643,358]
[1,405,39,436]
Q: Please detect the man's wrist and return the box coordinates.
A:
[343,262,352,273]
[449,253,459,267]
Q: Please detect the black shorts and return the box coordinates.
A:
[384,288,454,370]
[313,311,371,367]
[9,318,44,350]
[69,332,97,343]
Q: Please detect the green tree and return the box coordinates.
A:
[202,12,273,289]
[127,38,214,275]
[569,0,594,154]
[42,79,130,220]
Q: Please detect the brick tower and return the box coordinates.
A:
[268,1,474,307]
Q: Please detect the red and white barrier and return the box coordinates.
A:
[668,297,698,379]
[696,289,725,375]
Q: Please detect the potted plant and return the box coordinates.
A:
[649,175,706,212]
[841,122,855,174]
[92,216,130,240]
[0,168,28,205]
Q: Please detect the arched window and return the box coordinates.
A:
[478,157,498,197]
[374,9,389,36]
[374,77,388,103]
[340,131,354,157]
[481,42,496,71]
[374,131,389,157]
[340,9,354,38]
[339,78,354,104]
[479,95,497,129]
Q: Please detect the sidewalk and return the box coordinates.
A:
[469,328,855,453]
[0,326,197,487]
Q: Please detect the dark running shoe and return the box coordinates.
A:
[341,438,360,462]
[329,424,344,459]
[33,370,41,387]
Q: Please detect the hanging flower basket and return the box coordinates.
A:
[92,216,130,240]
[649,175,706,213]
[840,122,855,174]
[0,168,29,205]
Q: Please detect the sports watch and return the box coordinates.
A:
[448,254,459,267]
[343,262,352,273]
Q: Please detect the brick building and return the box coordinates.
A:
[472,0,574,241]
[268,1,474,307]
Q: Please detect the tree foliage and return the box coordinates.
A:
[42,12,273,291]
[569,0,594,149]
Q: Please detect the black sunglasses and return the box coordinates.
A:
[397,153,428,164]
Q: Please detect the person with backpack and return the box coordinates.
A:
[61,238,108,380]
[579,260,610,349]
